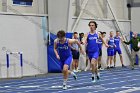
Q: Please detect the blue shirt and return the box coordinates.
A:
[108,37,115,50]
[87,32,99,52]
[57,38,72,61]
[114,36,121,49]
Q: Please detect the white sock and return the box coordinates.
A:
[92,73,95,78]
[97,72,100,77]
[71,71,75,76]
[63,79,67,85]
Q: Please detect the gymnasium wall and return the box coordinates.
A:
[0,0,46,14]
[0,13,48,78]
[129,0,140,34]
[72,0,128,20]
[132,8,140,33]
[48,0,70,34]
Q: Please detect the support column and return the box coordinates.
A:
[2,0,7,12]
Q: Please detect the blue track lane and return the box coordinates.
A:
[0,67,140,93]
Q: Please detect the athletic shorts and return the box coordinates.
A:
[99,49,102,56]
[107,49,114,56]
[88,51,99,61]
[60,56,72,70]
[72,50,80,59]
[114,48,122,55]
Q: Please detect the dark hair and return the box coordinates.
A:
[79,33,84,43]
[88,21,98,28]
[102,32,106,34]
[57,30,65,38]
[98,31,106,35]
[79,33,84,37]
[116,31,120,33]
[74,32,78,34]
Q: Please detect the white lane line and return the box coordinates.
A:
[115,87,140,93]
[19,85,40,88]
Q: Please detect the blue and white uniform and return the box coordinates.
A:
[107,37,115,56]
[57,38,72,69]
[87,32,99,60]
[114,36,122,55]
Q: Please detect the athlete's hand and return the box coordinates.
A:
[105,44,109,48]
[81,42,85,45]
[114,45,117,48]
[138,42,140,48]
[56,55,60,60]
[109,45,114,48]
[72,48,76,51]
[80,49,85,55]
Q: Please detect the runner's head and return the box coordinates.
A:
[88,21,98,31]
[57,30,66,41]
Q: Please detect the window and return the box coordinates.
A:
[13,0,33,6]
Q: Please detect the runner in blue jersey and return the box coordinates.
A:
[85,21,108,83]
[106,31,116,69]
[98,31,106,70]
[114,31,125,67]
[54,30,84,90]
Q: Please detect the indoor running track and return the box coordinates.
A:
[0,67,140,93]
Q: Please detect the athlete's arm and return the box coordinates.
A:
[106,38,113,48]
[83,33,88,44]
[123,39,132,45]
[69,44,76,51]
[69,39,84,54]
[54,39,60,60]
[120,36,125,43]
[113,43,116,48]
[106,38,110,47]
[138,37,140,48]
[99,33,109,47]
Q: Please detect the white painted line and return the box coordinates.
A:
[3,86,10,88]
[19,85,40,88]
[51,85,72,88]
[115,87,140,93]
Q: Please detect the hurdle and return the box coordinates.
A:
[6,52,23,78]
